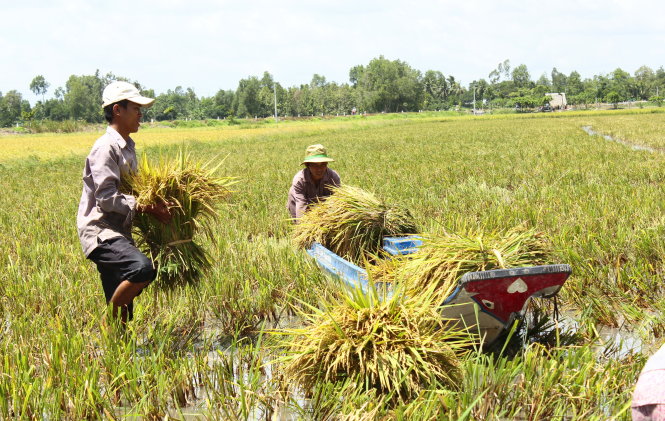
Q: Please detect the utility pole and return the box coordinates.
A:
[473,85,476,115]
[274,83,278,123]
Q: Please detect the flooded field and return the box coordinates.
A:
[1,110,664,419]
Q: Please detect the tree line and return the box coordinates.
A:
[2,57,665,127]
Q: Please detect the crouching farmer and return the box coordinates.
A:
[77,81,170,326]
[286,144,341,221]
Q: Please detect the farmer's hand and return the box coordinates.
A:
[138,201,172,224]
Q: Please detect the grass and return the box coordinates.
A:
[1,109,664,418]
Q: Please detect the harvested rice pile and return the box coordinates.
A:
[278,283,474,402]
[367,224,552,301]
[121,148,235,285]
[293,185,417,264]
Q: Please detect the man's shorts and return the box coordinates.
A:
[88,236,156,319]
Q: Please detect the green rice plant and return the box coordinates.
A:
[368,224,552,302]
[449,342,641,420]
[292,185,418,264]
[275,282,476,404]
[121,147,236,285]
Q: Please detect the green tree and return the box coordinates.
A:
[152,86,191,120]
[423,70,448,110]
[655,67,665,96]
[184,87,202,119]
[536,73,551,90]
[551,67,567,93]
[567,71,584,96]
[446,75,464,104]
[0,90,25,127]
[333,83,356,115]
[511,64,532,89]
[610,68,631,101]
[569,90,594,109]
[21,109,36,128]
[233,76,262,118]
[212,89,235,118]
[649,95,664,107]
[605,91,621,108]
[351,56,423,112]
[42,98,68,121]
[634,65,655,100]
[489,59,511,84]
[590,74,611,103]
[64,72,105,122]
[29,75,50,107]
[349,65,364,86]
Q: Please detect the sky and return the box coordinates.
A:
[2,0,665,104]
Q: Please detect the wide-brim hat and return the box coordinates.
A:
[302,144,335,164]
[102,81,155,108]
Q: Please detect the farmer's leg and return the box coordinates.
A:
[109,279,150,324]
[89,237,156,326]
[107,243,155,325]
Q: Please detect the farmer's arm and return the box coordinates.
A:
[139,201,171,224]
[88,145,136,216]
[89,145,170,223]
[292,179,309,219]
[330,169,341,187]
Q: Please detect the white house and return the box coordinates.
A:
[546,93,567,109]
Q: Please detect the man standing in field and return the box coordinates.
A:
[286,144,341,220]
[77,81,170,326]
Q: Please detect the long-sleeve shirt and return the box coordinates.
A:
[77,127,138,256]
[286,167,341,219]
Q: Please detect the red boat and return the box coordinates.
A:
[308,236,572,345]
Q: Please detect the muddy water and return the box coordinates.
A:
[582,125,659,153]
[554,310,644,358]
[113,314,308,420]
[113,300,648,418]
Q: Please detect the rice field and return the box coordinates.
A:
[1,109,664,419]
[581,109,665,149]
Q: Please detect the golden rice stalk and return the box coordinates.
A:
[121,147,236,285]
[368,224,552,302]
[293,185,418,264]
[275,282,475,403]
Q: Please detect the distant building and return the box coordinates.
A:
[546,93,567,109]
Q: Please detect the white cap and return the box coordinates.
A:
[102,81,155,108]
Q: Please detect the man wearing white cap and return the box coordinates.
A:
[77,81,170,327]
[286,144,341,220]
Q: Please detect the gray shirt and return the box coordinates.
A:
[286,167,341,219]
[77,127,138,256]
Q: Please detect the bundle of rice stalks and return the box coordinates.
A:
[275,283,475,403]
[368,224,552,302]
[293,185,417,264]
[121,148,235,285]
